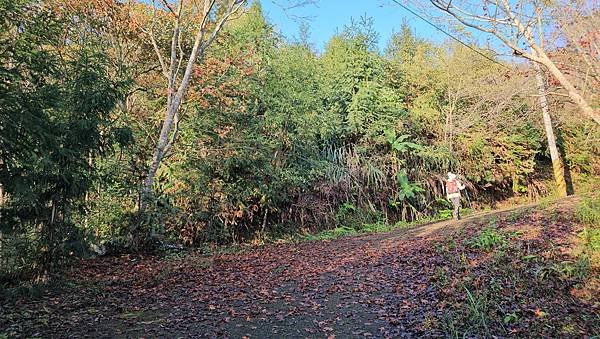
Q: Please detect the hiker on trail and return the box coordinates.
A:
[446,172,466,220]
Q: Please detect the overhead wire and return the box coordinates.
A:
[388,0,511,70]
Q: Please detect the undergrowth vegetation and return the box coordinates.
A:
[0,0,599,283]
[435,197,600,337]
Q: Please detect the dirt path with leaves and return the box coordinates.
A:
[2,196,598,338]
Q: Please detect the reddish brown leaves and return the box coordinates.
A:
[2,200,598,337]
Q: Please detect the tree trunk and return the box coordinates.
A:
[534,62,568,197]
[536,52,600,125]
[140,95,182,212]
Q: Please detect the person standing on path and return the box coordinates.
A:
[446,172,466,220]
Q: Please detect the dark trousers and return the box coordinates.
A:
[450,197,461,220]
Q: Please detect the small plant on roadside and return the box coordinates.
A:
[537,195,557,210]
[360,222,391,233]
[331,226,357,237]
[580,227,600,252]
[442,313,461,339]
[537,255,591,282]
[435,267,448,287]
[447,239,457,251]
[465,227,507,251]
[488,216,499,227]
[507,208,530,222]
[560,256,592,281]
[464,286,489,333]
[306,226,357,241]
[503,312,519,324]
[436,208,453,219]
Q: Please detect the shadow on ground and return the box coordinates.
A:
[1,196,597,338]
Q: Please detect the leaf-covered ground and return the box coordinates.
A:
[1,197,599,338]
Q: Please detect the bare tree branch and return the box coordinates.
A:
[423,0,600,124]
[147,0,169,78]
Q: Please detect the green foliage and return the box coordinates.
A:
[559,119,600,174]
[463,286,489,333]
[305,226,357,241]
[537,256,591,282]
[576,195,600,253]
[436,209,453,219]
[575,195,600,258]
[395,171,425,201]
[507,208,529,222]
[0,0,125,279]
[385,130,423,153]
[359,222,392,233]
[576,195,600,226]
[580,228,600,252]
[122,9,565,248]
[336,202,357,221]
[503,312,519,324]
[465,226,508,251]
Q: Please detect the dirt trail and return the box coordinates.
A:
[1,195,596,338]
[400,195,580,239]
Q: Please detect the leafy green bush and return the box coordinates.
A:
[336,202,358,225]
[436,209,453,219]
[360,222,392,233]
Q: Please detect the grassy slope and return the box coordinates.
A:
[428,195,599,336]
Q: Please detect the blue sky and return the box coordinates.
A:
[259,0,445,52]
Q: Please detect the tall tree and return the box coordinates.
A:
[0,0,122,275]
[426,0,600,125]
[140,0,246,212]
